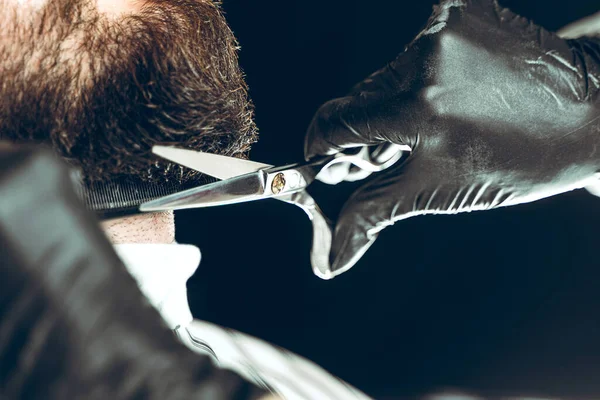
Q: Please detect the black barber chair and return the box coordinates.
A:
[0,143,259,400]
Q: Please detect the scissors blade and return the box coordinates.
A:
[153,145,273,180]
[140,170,268,212]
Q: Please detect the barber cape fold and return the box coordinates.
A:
[114,243,372,400]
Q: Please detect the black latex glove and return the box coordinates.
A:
[304,0,600,275]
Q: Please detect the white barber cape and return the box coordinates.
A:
[113,243,371,400]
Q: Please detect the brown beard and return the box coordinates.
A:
[0,0,257,186]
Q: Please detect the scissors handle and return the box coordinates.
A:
[276,143,409,279]
[315,143,408,185]
[278,190,335,279]
[327,143,406,171]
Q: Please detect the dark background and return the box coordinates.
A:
[178,1,600,398]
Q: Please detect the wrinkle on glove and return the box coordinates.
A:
[304,0,600,275]
[0,145,266,400]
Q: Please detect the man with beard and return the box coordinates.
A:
[2,0,600,399]
[0,0,371,398]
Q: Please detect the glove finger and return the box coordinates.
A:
[304,96,383,160]
[304,92,418,161]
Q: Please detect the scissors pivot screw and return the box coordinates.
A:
[271,173,286,194]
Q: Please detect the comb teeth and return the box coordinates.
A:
[83,180,180,211]
[75,175,217,220]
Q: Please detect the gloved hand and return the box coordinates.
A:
[304,0,600,275]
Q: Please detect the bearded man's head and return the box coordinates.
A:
[0,0,256,213]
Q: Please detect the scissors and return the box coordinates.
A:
[140,143,408,279]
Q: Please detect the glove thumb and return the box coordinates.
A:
[329,160,426,275]
[329,157,517,275]
[585,177,600,197]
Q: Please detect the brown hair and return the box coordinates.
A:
[0,0,257,187]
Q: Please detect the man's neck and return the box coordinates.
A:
[101,211,175,244]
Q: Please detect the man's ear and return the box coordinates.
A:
[557,11,600,39]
